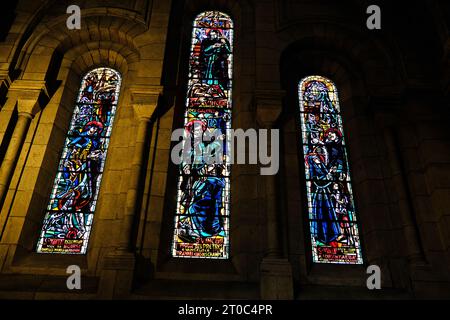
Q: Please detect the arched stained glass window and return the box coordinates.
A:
[171,11,233,259]
[37,67,122,254]
[299,76,363,264]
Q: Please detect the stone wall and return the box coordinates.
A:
[0,0,448,299]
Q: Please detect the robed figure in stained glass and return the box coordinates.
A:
[200,29,231,89]
[172,11,233,258]
[299,76,363,264]
[178,120,226,242]
[37,68,121,254]
[182,171,226,240]
[306,152,340,244]
[58,121,104,212]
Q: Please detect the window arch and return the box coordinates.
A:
[171,11,233,259]
[299,75,363,264]
[37,67,122,254]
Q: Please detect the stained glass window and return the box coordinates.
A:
[299,76,363,264]
[37,67,122,254]
[171,11,233,259]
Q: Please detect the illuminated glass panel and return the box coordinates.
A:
[299,75,363,264]
[37,67,122,254]
[172,11,233,258]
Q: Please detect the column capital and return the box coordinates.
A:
[129,85,163,120]
[16,98,41,117]
[260,258,294,299]
[254,89,285,128]
[374,111,397,128]
[0,73,11,88]
[8,80,49,98]
[8,80,49,116]
[103,250,136,270]
[369,93,403,106]
[369,92,404,129]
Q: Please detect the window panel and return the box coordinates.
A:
[299,76,363,264]
[172,11,233,259]
[37,67,122,254]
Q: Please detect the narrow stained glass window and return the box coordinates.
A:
[37,67,122,254]
[299,75,363,264]
[172,11,233,258]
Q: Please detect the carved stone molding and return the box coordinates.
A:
[129,85,163,120]
[254,89,285,127]
[7,80,49,115]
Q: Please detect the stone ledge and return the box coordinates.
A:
[260,258,294,299]
[103,251,136,271]
[0,274,99,293]
[133,278,259,299]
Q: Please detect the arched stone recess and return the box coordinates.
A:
[0,4,167,288]
[132,0,263,299]
[0,0,53,77]
[1,3,150,88]
[273,21,431,297]
[17,12,145,81]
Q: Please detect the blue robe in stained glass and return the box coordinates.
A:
[308,155,340,244]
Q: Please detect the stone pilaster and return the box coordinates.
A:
[0,73,11,104]
[375,112,427,266]
[98,85,161,299]
[255,89,294,300]
[0,80,47,205]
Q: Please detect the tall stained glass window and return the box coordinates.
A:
[299,76,363,264]
[37,67,122,254]
[172,11,233,259]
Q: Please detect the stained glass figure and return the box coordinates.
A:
[299,76,363,264]
[37,67,122,254]
[172,11,233,258]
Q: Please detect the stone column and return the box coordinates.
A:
[0,73,11,104]
[0,74,12,148]
[384,128,426,265]
[376,112,427,267]
[99,85,161,299]
[255,90,294,300]
[0,80,46,205]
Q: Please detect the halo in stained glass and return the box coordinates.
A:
[171,11,234,259]
[194,11,233,29]
[299,75,363,264]
[36,67,122,254]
